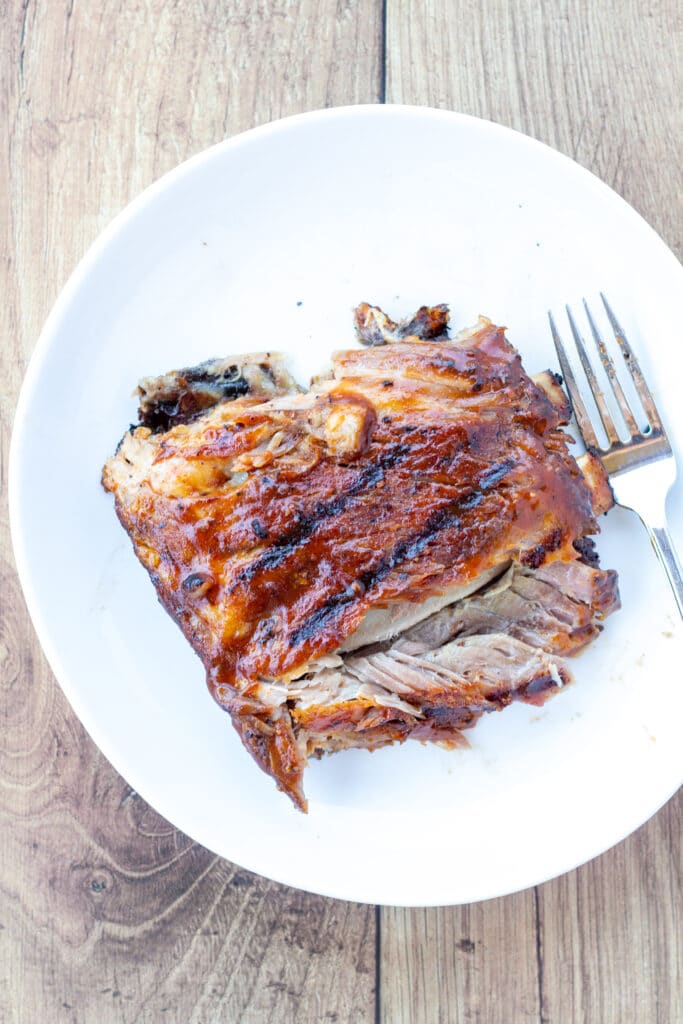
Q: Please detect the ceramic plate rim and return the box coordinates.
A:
[9,104,683,906]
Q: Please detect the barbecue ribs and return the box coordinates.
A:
[103,304,619,809]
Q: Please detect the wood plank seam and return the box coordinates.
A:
[374,10,387,1015]
[535,886,546,1024]
[379,0,388,104]
[375,903,382,1024]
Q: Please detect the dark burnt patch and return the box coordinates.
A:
[354,302,450,346]
[252,519,268,540]
[138,363,250,432]
[520,527,564,569]
[397,304,450,340]
[573,536,600,567]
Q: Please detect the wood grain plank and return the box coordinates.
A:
[384,2,681,1022]
[381,892,541,1024]
[386,0,683,258]
[1,2,380,1022]
[537,795,682,1024]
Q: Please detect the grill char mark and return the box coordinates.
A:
[289,459,515,647]
[235,444,410,583]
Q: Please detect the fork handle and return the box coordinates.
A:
[649,525,683,619]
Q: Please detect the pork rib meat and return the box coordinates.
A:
[102,304,619,809]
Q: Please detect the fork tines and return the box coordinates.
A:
[548,294,666,459]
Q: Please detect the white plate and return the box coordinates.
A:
[10,106,683,906]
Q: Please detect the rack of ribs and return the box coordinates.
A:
[103,303,619,810]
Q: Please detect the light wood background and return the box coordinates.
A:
[1,1,681,1021]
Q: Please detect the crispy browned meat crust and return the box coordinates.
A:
[103,305,618,810]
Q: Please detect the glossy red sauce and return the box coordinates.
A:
[112,327,598,701]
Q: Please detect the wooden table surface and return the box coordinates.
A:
[1,2,681,1021]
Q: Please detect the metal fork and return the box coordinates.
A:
[548,294,682,618]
